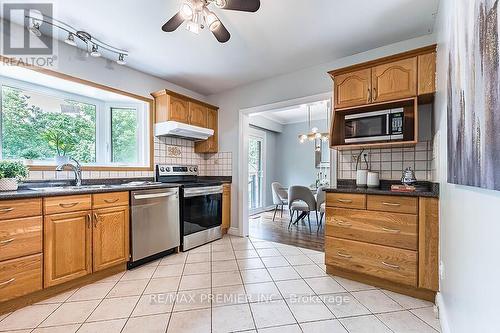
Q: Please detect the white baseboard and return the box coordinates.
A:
[228,227,240,236]
[436,292,451,333]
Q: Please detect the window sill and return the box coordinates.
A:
[27,165,153,172]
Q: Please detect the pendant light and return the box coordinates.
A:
[298,102,330,143]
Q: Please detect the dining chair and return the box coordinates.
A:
[316,186,327,233]
[288,185,317,233]
[271,182,288,221]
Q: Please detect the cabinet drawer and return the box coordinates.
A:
[326,193,366,209]
[92,192,129,209]
[367,195,418,214]
[0,216,42,261]
[0,254,42,302]
[325,208,417,250]
[325,236,417,286]
[44,195,92,215]
[0,198,42,220]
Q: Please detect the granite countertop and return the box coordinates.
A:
[324,179,439,198]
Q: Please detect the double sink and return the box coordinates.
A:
[28,181,156,193]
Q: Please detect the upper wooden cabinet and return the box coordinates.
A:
[334,69,372,109]
[189,102,208,128]
[418,52,437,95]
[371,57,417,103]
[195,107,218,153]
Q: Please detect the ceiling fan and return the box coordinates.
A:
[161,0,260,43]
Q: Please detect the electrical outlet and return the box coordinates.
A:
[439,261,445,281]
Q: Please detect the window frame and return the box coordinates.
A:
[0,76,152,170]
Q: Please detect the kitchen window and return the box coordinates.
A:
[0,77,150,168]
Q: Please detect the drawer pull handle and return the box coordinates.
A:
[59,202,78,208]
[382,202,401,207]
[93,213,99,227]
[337,199,353,203]
[337,251,352,259]
[86,214,91,229]
[0,278,15,288]
[0,207,14,213]
[381,227,401,234]
[104,198,119,203]
[381,261,400,269]
[0,238,15,245]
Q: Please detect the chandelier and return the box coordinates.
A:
[298,103,330,145]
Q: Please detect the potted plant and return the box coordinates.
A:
[43,129,76,165]
[21,149,41,165]
[0,161,29,191]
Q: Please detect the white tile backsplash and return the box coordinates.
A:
[28,136,232,181]
[337,141,433,181]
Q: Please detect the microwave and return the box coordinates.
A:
[344,108,404,144]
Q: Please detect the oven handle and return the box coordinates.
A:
[134,192,178,200]
[184,186,223,198]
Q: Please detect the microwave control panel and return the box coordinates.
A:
[390,111,404,135]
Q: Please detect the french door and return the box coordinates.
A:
[248,128,266,214]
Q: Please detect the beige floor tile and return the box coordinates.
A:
[300,319,348,332]
[299,248,323,256]
[36,289,76,304]
[32,324,80,333]
[250,299,296,328]
[143,259,161,267]
[67,282,115,302]
[231,241,254,251]
[107,279,149,298]
[333,276,377,292]
[121,266,156,281]
[234,249,259,259]
[251,241,275,249]
[305,276,345,295]
[179,273,211,291]
[212,270,242,287]
[307,253,325,264]
[99,272,125,283]
[212,259,238,272]
[212,243,233,252]
[212,284,247,307]
[410,307,441,331]
[321,292,371,318]
[275,279,315,299]
[277,247,303,256]
[86,296,139,322]
[293,264,328,278]
[212,304,255,333]
[122,313,170,333]
[173,288,211,312]
[212,251,236,261]
[160,253,187,265]
[268,266,301,281]
[284,255,314,266]
[340,315,392,333]
[77,319,126,333]
[184,262,211,275]
[190,244,211,253]
[258,324,301,333]
[261,256,290,268]
[245,281,282,303]
[352,290,403,313]
[132,293,175,316]
[286,296,335,323]
[0,312,9,322]
[237,258,265,270]
[0,304,60,330]
[167,308,211,333]
[186,252,210,263]
[40,300,100,327]
[382,290,434,309]
[144,277,181,294]
[377,310,438,333]
[256,248,281,257]
[241,268,272,284]
[153,264,184,278]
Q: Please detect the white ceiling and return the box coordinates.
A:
[253,101,329,125]
[7,0,439,95]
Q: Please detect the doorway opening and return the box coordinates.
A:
[248,127,266,215]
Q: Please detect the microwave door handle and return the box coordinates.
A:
[387,115,390,135]
[134,192,177,200]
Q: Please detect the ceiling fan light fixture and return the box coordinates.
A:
[186,20,200,34]
[214,0,227,8]
[203,9,221,31]
[90,44,101,57]
[180,1,194,20]
[64,32,77,46]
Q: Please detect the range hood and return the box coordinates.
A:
[154,121,214,141]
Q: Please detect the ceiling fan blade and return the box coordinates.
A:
[220,0,260,12]
[211,21,231,43]
[162,12,185,32]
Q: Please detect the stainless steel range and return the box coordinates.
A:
[156,165,223,251]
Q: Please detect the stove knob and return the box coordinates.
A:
[193,167,198,172]
[165,167,171,172]
[160,167,165,172]
[189,167,193,172]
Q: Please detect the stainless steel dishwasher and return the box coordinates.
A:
[129,187,180,268]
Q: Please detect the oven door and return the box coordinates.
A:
[182,186,223,237]
[344,110,390,143]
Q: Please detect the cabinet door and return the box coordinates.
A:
[44,211,92,287]
[195,108,218,153]
[189,102,208,127]
[334,69,372,108]
[222,184,231,233]
[372,57,417,103]
[93,206,129,272]
[168,95,190,123]
[418,52,436,95]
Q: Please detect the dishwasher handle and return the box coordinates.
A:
[134,192,178,200]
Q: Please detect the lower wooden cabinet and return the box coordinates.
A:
[43,211,92,288]
[93,206,129,272]
[222,184,231,233]
[0,254,42,303]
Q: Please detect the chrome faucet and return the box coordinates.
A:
[56,158,82,186]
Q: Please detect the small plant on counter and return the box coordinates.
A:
[43,128,76,165]
[0,161,29,191]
